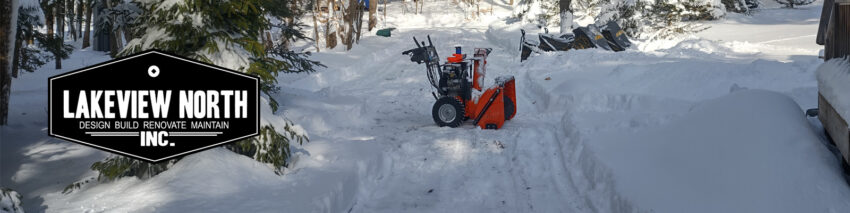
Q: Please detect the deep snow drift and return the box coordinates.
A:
[591,90,850,212]
[2,0,850,212]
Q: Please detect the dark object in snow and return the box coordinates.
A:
[520,21,632,61]
[376,28,395,37]
[600,21,632,52]
[806,108,819,117]
[573,25,612,51]
[520,29,538,61]
[538,33,575,51]
[403,36,517,129]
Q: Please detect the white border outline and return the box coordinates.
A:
[48,50,261,162]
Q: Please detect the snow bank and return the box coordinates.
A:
[43,142,385,212]
[816,59,850,120]
[589,90,850,212]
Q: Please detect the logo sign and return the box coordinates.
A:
[48,50,259,162]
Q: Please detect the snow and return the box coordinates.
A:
[1,188,23,213]
[590,90,850,212]
[816,59,850,119]
[3,0,850,212]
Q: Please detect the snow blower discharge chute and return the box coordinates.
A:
[402,36,517,129]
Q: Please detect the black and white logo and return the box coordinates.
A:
[48,50,259,162]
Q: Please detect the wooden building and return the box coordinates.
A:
[817,0,850,167]
[818,0,850,60]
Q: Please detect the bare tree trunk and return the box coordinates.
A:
[344,0,356,50]
[11,30,22,78]
[106,0,121,57]
[46,3,54,37]
[383,0,386,26]
[82,0,92,48]
[312,0,321,52]
[355,0,363,44]
[476,0,480,18]
[263,30,273,49]
[326,0,337,49]
[368,0,377,31]
[76,0,83,38]
[57,0,65,39]
[559,0,573,34]
[1,0,13,125]
[56,0,65,69]
[67,0,76,41]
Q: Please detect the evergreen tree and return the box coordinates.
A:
[78,0,322,185]
[13,5,73,75]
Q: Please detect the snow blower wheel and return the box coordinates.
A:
[433,97,465,127]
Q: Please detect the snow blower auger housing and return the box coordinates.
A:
[402,36,517,129]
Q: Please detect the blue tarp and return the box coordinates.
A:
[359,0,370,9]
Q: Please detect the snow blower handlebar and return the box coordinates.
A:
[402,35,438,64]
[402,35,442,92]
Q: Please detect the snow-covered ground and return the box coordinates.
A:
[3,0,850,212]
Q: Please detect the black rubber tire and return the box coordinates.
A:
[432,97,465,128]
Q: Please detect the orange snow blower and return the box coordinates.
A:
[402,36,516,129]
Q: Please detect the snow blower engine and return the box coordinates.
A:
[402,36,517,129]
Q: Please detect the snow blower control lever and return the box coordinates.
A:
[402,36,517,129]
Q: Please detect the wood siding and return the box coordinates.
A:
[825,3,850,60]
[819,93,850,164]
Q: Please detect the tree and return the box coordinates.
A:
[76,0,83,39]
[775,0,813,8]
[368,0,377,31]
[82,0,92,48]
[559,0,573,34]
[0,0,13,126]
[55,0,64,69]
[12,5,51,76]
[72,0,323,185]
[67,0,76,41]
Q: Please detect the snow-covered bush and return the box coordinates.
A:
[722,0,759,13]
[514,0,723,39]
[0,188,23,213]
[596,0,716,40]
[774,0,814,8]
